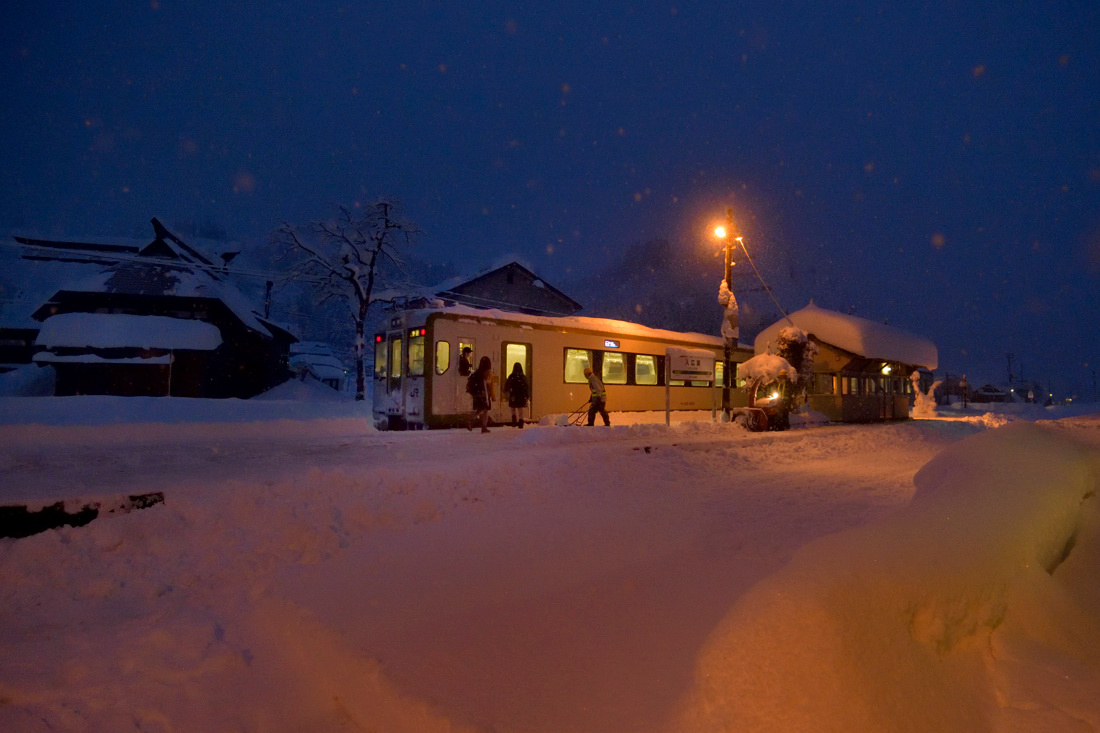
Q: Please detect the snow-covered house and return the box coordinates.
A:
[421,260,582,317]
[29,219,295,398]
[754,302,938,422]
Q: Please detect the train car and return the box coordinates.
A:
[372,305,752,429]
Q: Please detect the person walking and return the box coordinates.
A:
[583,366,610,426]
[504,362,530,428]
[466,356,493,433]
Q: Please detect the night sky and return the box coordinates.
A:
[3,2,1099,395]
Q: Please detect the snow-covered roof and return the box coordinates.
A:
[754,302,938,369]
[12,221,281,340]
[33,352,172,365]
[407,304,731,348]
[51,263,276,338]
[36,313,223,351]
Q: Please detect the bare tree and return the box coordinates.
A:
[272,200,418,401]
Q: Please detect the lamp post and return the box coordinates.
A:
[714,208,737,420]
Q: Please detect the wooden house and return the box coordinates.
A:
[754,302,938,422]
[29,219,295,398]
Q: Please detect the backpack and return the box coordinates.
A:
[466,372,480,396]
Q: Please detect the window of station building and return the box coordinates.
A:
[564,348,591,383]
[602,352,627,384]
[635,354,658,385]
[434,340,450,375]
[408,328,425,376]
[373,336,387,379]
[715,361,725,388]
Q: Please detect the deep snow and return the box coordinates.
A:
[1,389,1099,732]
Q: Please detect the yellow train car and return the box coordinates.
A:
[372,306,751,429]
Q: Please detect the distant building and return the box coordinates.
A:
[970,384,1011,403]
[754,302,938,422]
[25,218,295,398]
[403,260,583,317]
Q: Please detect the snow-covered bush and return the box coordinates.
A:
[910,370,941,417]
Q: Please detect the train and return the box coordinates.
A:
[371,305,753,429]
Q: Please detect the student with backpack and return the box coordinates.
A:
[504,362,530,428]
[466,356,493,433]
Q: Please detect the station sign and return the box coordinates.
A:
[668,350,715,381]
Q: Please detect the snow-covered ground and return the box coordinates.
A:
[1,386,1099,732]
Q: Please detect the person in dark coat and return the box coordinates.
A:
[466,355,493,432]
[458,346,473,376]
[504,362,530,428]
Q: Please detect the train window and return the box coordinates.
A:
[408,332,425,376]
[635,355,658,385]
[435,341,450,375]
[374,336,387,379]
[564,348,591,383]
[458,340,474,376]
[603,352,627,384]
[715,361,725,388]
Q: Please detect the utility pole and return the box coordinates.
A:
[723,208,733,420]
[713,208,738,420]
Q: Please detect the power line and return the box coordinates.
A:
[737,236,791,323]
[0,239,319,284]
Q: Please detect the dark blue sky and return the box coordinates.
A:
[3,2,1099,395]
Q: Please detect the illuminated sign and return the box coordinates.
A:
[604,339,620,348]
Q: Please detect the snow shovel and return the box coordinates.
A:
[568,399,591,426]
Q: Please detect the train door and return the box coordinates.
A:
[406,326,427,426]
[372,329,406,429]
[449,337,476,417]
[501,341,533,422]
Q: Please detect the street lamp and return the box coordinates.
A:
[714,207,739,420]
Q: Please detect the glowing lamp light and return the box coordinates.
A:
[881,365,892,375]
[770,391,780,400]
[714,225,728,239]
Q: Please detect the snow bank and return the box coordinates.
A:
[0,468,480,732]
[674,421,1100,732]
